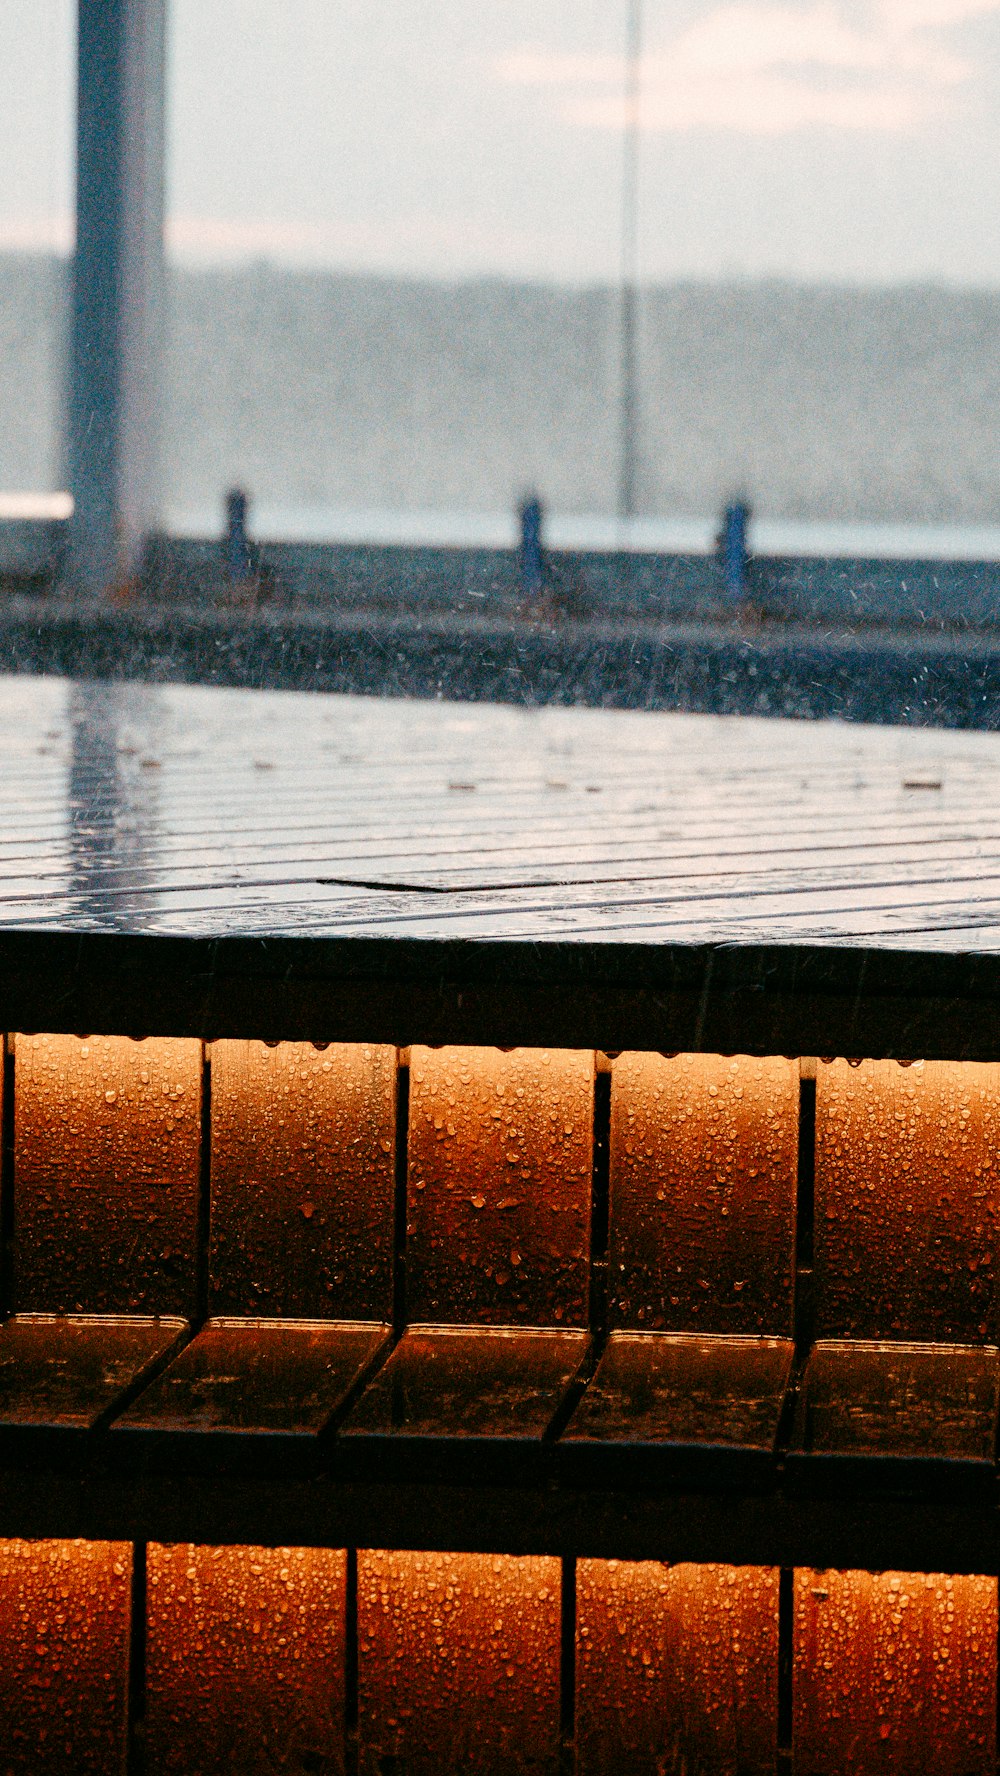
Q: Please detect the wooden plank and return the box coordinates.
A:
[608,1053,798,1337]
[4,928,1000,1059]
[342,1326,589,1480]
[110,1318,390,1468]
[813,1059,1000,1342]
[0,1314,187,1454]
[357,1550,561,1776]
[561,1332,793,1487]
[14,1033,202,1316]
[0,1538,132,1775]
[406,1046,594,1327]
[793,1570,996,1776]
[209,1039,397,1320]
[145,1544,346,1776]
[577,1562,778,1776]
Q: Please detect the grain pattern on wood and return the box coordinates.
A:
[0,1537,131,1775]
[146,1543,346,1776]
[14,1032,202,1316]
[111,1318,390,1448]
[358,1550,561,1776]
[577,1561,779,1776]
[0,1315,186,1434]
[609,1053,797,1336]
[793,1569,996,1776]
[563,1332,793,1483]
[209,1039,396,1319]
[814,1058,1000,1342]
[406,1046,593,1327]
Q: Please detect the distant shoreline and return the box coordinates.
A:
[3,251,999,530]
[5,246,1000,299]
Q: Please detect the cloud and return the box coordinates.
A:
[165,211,591,276]
[166,216,333,260]
[0,214,73,253]
[0,210,606,280]
[496,0,998,136]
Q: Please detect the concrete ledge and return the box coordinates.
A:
[0,597,998,727]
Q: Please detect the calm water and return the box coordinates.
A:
[165,503,1000,564]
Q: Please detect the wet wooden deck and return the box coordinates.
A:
[1,675,999,1054]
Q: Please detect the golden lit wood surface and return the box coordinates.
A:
[209,1040,396,1319]
[6,1541,997,1776]
[14,1033,201,1316]
[576,1560,779,1776]
[358,1550,562,1775]
[609,1053,798,1336]
[793,1569,997,1775]
[145,1543,346,1776]
[814,1058,1000,1343]
[4,1038,1000,1501]
[5,679,1000,1054]
[407,1046,593,1326]
[0,1538,131,1775]
[4,1035,1000,1569]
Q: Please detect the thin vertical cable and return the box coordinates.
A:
[778,1068,817,1456]
[589,1064,612,1334]
[794,1073,816,1354]
[617,0,643,523]
[546,1058,606,1441]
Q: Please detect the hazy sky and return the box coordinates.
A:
[3,0,1000,283]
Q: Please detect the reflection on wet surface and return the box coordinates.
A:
[564,1331,792,1467]
[793,1338,1000,1469]
[0,1314,186,1434]
[7,675,999,947]
[68,681,165,928]
[113,1317,389,1442]
[344,1324,588,1441]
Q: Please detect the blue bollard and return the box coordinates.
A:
[519,495,544,602]
[721,500,750,605]
[225,488,252,580]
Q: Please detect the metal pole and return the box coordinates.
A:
[617,0,642,525]
[68,0,166,597]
